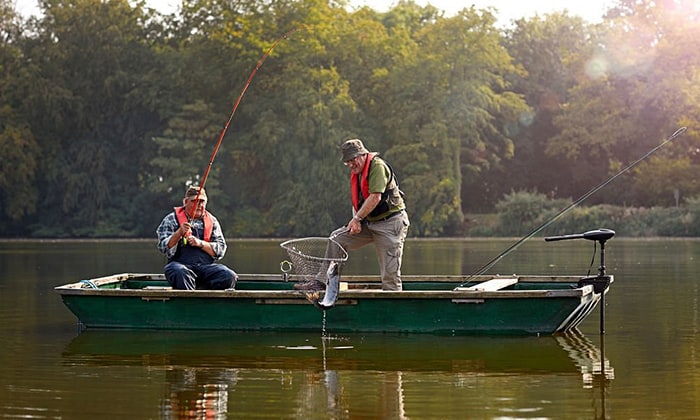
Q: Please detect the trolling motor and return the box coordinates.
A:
[544,229,615,286]
[545,228,615,334]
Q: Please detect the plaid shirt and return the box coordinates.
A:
[156,210,227,260]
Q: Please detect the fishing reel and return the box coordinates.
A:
[545,228,614,294]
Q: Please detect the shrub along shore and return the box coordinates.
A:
[464,191,700,237]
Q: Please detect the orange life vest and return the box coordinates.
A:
[350,152,378,212]
[174,206,213,241]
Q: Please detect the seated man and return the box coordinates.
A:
[156,185,237,290]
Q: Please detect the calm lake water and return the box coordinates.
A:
[1,237,699,419]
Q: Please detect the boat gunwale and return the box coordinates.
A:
[54,272,604,299]
[54,272,602,285]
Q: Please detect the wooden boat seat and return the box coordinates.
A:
[455,277,518,292]
[346,283,383,290]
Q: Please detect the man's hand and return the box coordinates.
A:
[185,233,200,247]
[179,222,192,239]
[348,217,362,234]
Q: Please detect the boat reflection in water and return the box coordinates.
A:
[63,330,614,418]
[556,332,615,389]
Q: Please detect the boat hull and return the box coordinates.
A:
[55,273,610,335]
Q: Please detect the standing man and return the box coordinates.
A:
[156,185,237,290]
[296,138,410,291]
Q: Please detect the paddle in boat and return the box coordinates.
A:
[55,228,615,335]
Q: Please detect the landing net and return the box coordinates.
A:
[280,237,348,283]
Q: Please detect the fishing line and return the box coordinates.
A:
[459,126,687,286]
[186,25,303,219]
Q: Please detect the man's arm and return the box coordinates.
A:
[204,215,227,260]
[156,213,180,259]
[347,193,381,230]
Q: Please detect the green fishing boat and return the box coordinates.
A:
[55,228,614,335]
[55,272,611,335]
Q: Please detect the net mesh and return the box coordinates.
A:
[280,237,348,283]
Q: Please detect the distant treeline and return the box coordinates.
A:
[2,0,700,238]
[470,191,700,237]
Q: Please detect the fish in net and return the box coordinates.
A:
[280,237,348,308]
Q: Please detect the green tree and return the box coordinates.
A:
[20,0,165,236]
[149,100,225,199]
[221,3,361,236]
[376,7,528,235]
[499,13,598,205]
[549,0,700,207]
[0,0,40,227]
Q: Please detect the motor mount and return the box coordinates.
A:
[545,228,615,334]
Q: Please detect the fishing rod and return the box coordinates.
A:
[186,26,303,219]
[459,126,688,286]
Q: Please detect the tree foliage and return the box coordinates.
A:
[2,0,700,238]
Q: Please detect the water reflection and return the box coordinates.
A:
[556,332,615,389]
[557,333,614,420]
[63,330,613,419]
[162,367,235,419]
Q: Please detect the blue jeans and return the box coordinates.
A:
[164,261,237,290]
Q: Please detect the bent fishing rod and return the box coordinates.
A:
[459,126,688,286]
[186,26,302,220]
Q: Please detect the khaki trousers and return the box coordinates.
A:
[329,211,409,290]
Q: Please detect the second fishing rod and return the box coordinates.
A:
[459,126,688,287]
